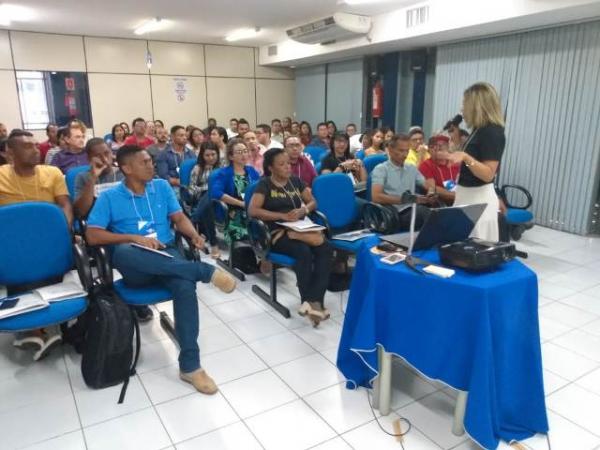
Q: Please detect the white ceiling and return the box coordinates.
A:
[0,0,418,46]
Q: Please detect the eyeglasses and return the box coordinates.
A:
[233,149,249,155]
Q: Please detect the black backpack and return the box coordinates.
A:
[81,287,140,404]
[232,245,259,274]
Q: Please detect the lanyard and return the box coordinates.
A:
[130,187,155,225]
[435,164,455,182]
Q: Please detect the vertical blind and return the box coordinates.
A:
[432,21,600,234]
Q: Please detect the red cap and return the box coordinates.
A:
[428,135,450,146]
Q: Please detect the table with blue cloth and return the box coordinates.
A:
[337,239,548,449]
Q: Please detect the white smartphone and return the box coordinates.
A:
[381,253,406,265]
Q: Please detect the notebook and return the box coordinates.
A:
[276,217,326,233]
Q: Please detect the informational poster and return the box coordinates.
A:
[174,77,188,103]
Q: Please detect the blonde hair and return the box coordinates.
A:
[462,82,504,129]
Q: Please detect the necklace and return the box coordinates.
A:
[270,177,302,208]
[12,166,40,201]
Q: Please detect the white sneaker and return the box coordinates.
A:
[33,326,63,361]
[13,331,44,350]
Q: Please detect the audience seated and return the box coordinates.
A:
[146,120,156,141]
[123,117,155,149]
[299,121,313,146]
[271,119,284,143]
[248,148,333,327]
[45,127,68,165]
[326,120,338,138]
[226,118,238,139]
[0,130,72,359]
[320,133,367,185]
[51,124,88,174]
[108,123,127,154]
[210,138,260,243]
[73,138,124,219]
[188,142,221,257]
[156,125,196,188]
[37,124,58,163]
[282,116,292,133]
[242,130,266,175]
[405,127,430,166]
[310,122,330,149]
[285,135,317,187]
[237,118,251,136]
[418,135,459,206]
[346,123,357,137]
[256,124,284,150]
[0,122,7,139]
[371,134,435,231]
[363,128,385,157]
[85,145,236,394]
[146,126,169,162]
[382,126,395,142]
[186,127,204,156]
[209,126,228,165]
[154,119,165,130]
[119,121,131,137]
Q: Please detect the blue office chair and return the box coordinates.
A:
[244,181,297,318]
[313,173,372,256]
[0,203,91,334]
[355,149,365,160]
[499,185,534,240]
[103,133,112,143]
[304,146,328,167]
[65,165,91,199]
[363,154,387,174]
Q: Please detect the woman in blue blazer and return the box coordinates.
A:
[210,138,260,242]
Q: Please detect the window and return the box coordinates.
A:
[16,71,93,130]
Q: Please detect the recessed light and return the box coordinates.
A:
[225,27,262,42]
[0,3,37,26]
[134,17,169,35]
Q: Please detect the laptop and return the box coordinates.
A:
[381,203,487,251]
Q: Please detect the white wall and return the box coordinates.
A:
[0,31,295,136]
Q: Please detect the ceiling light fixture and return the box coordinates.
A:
[0,3,37,27]
[134,17,168,35]
[225,27,262,42]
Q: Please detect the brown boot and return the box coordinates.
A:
[180,369,218,395]
[211,269,236,293]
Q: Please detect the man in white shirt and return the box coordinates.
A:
[226,118,238,139]
[256,124,283,150]
[271,119,284,144]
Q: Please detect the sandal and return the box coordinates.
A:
[210,246,221,259]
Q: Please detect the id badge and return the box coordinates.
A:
[443,180,457,192]
[138,221,157,237]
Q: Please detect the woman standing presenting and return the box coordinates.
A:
[448,82,505,241]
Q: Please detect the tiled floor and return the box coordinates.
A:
[1,226,600,449]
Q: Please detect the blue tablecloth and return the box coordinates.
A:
[337,240,548,449]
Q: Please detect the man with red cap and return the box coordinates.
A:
[418,135,460,206]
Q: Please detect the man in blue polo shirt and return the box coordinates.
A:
[155,125,196,190]
[86,145,236,395]
[371,133,435,231]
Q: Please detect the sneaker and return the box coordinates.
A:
[13,331,44,351]
[180,369,218,395]
[33,326,62,361]
[135,305,154,322]
[210,269,236,293]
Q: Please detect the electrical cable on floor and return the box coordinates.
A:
[366,388,412,449]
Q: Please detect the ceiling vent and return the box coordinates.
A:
[286,13,371,45]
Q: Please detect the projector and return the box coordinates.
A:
[438,238,517,272]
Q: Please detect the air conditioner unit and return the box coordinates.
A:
[286,13,371,45]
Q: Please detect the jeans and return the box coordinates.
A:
[191,192,218,246]
[272,235,333,305]
[111,244,216,373]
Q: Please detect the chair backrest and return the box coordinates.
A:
[366,173,373,202]
[0,202,73,286]
[312,173,358,229]
[65,165,91,199]
[179,159,197,187]
[363,154,387,174]
[304,146,328,166]
[244,180,259,211]
[355,149,365,160]
[103,133,112,143]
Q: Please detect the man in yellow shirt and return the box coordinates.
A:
[405,127,431,166]
[0,129,72,360]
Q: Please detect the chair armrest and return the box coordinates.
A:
[311,210,332,239]
[500,185,533,210]
[91,246,114,287]
[73,242,94,292]
[363,202,398,234]
[247,218,272,259]
[174,231,203,261]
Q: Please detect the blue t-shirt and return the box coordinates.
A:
[87,179,182,244]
